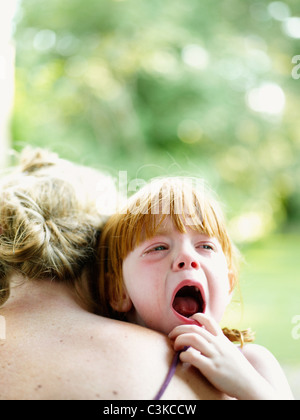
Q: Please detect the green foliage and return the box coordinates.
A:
[223,234,300,363]
[221,233,300,398]
[12,0,300,239]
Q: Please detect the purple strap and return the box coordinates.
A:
[153,347,188,400]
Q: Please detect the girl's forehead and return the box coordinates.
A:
[151,216,198,234]
[152,216,176,234]
[137,214,209,243]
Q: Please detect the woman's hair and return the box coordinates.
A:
[0,147,115,309]
[97,177,254,345]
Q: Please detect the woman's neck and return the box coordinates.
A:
[1,274,83,315]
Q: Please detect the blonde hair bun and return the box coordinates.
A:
[0,147,115,306]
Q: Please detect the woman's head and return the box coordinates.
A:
[0,147,115,308]
[98,177,240,326]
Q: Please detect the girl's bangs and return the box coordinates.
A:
[124,179,227,250]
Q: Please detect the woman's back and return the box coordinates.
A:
[0,280,230,400]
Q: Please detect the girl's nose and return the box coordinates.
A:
[172,249,200,272]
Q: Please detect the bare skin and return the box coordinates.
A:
[0,276,231,400]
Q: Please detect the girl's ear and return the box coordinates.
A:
[110,287,132,313]
[106,273,132,313]
[227,270,236,302]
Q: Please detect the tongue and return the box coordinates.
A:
[173,296,199,317]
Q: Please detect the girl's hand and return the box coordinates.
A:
[168,313,283,400]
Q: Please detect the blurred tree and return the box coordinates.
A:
[0,1,17,169]
[12,0,300,240]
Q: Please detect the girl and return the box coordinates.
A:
[98,177,294,400]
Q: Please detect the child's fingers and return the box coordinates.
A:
[172,332,215,358]
[168,323,213,342]
[190,313,222,336]
[179,346,211,372]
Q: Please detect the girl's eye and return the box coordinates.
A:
[143,244,168,255]
[153,245,167,251]
[203,244,213,250]
[197,243,215,251]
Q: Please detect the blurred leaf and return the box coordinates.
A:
[12,0,300,237]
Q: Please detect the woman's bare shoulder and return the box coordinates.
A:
[80,312,171,352]
[0,310,232,400]
[0,313,170,400]
[83,315,231,400]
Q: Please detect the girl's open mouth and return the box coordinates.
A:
[172,285,206,319]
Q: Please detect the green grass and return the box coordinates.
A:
[221,234,300,365]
